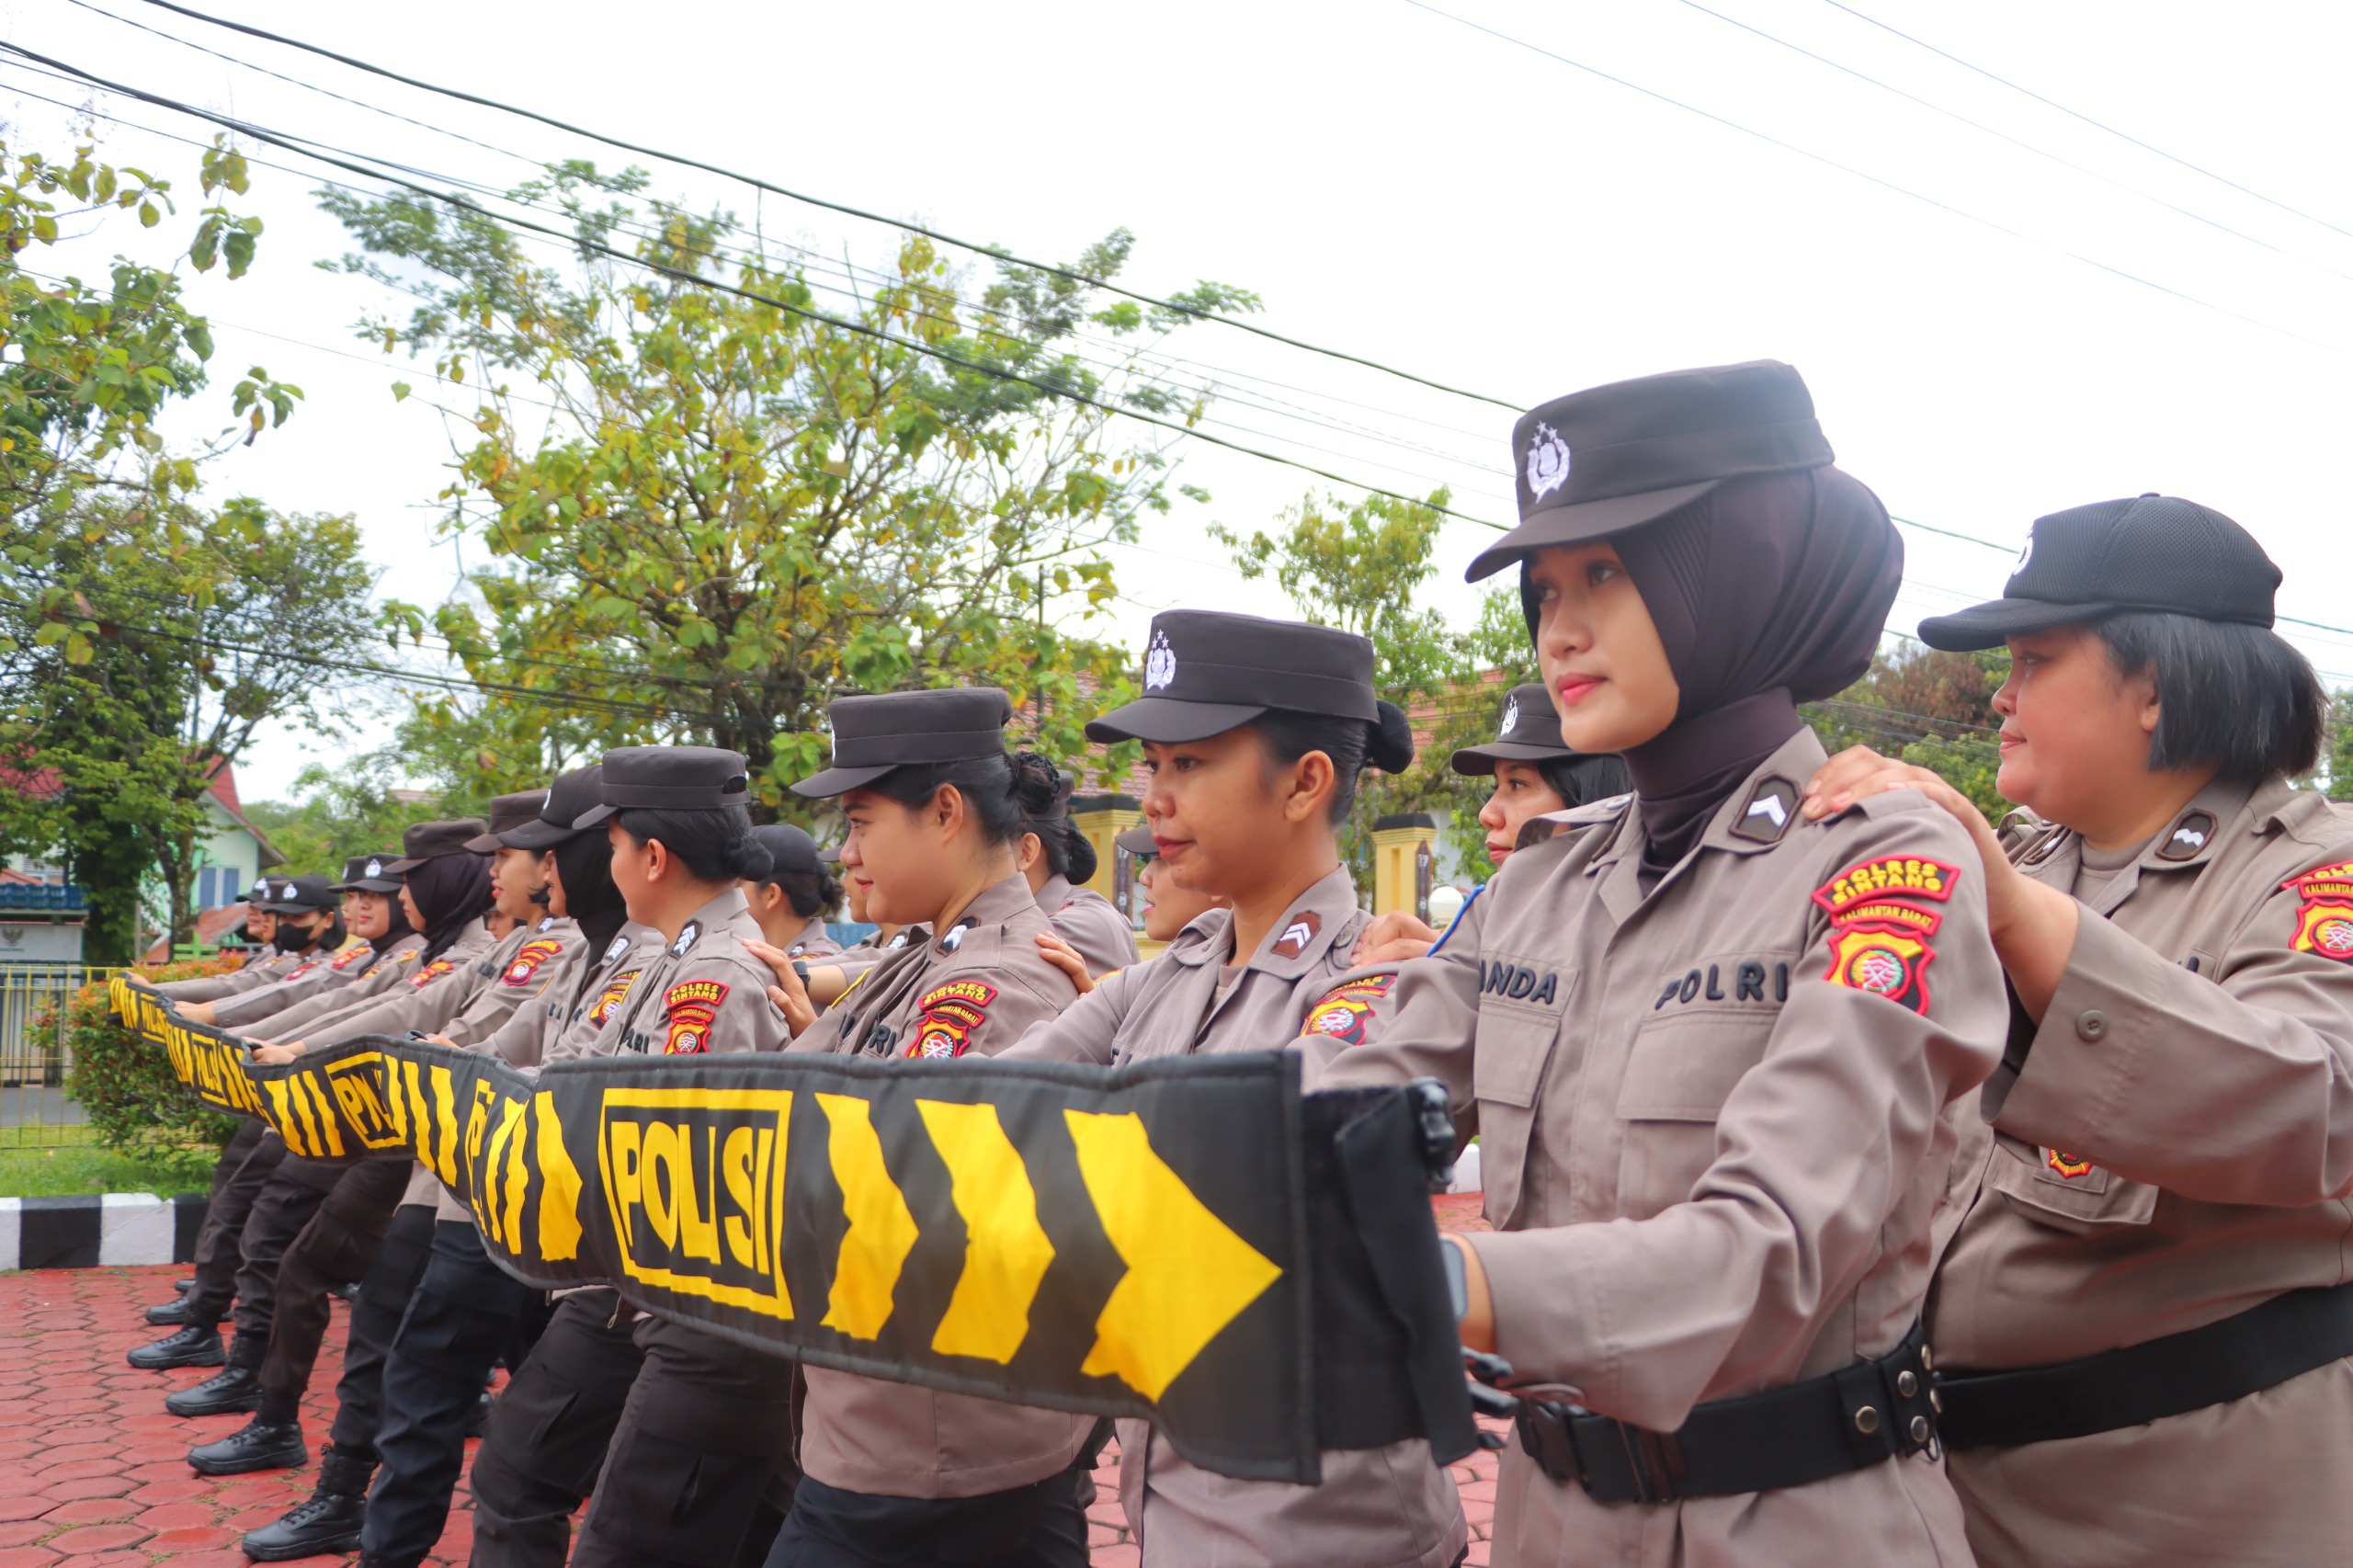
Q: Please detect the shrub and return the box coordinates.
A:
[40,958,243,1184]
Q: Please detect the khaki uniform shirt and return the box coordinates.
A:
[779,915,843,960]
[589,888,790,1060]
[154,944,296,1003]
[826,926,916,985]
[1322,728,2006,1568]
[253,926,489,1040]
[1932,775,2353,1568]
[1004,864,1467,1568]
[1035,873,1140,979]
[291,918,579,1051]
[786,873,1092,1499]
[212,932,404,1030]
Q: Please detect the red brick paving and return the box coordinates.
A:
[6,1203,1500,1566]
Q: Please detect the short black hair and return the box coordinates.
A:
[613,804,773,882]
[1249,702,1416,824]
[2095,612,2323,779]
[1534,751,1631,807]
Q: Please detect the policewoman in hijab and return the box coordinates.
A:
[176,873,372,1028]
[1320,361,2008,1567]
[742,821,846,958]
[154,881,294,1002]
[1355,681,1631,966]
[754,688,1092,1567]
[1803,496,2353,1568]
[994,609,1467,1568]
[1017,771,1139,977]
[488,746,799,1568]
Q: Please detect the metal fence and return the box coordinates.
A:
[0,964,121,1144]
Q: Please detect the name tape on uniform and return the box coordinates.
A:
[109,977,1472,1483]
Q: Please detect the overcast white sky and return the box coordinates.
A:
[7,0,2352,801]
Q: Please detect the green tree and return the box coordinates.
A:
[1806,644,2010,819]
[321,165,1256,813]
[242,753,460,876]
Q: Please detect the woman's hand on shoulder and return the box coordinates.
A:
[1352,911,1439,967]
[1034,931,1097,994]
[745,940,818,1036]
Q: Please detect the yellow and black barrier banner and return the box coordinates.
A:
[109,978,1475,1483]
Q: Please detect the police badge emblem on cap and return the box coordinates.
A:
[1143,630,1177,691]
[365,859,382,878]
[1525,422,1571,499]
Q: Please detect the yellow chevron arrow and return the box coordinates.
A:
[918,1098,1054,1363]
[1064,1108,1281,1402]
[818,1092,919,1340]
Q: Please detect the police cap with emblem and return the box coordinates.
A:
[383,819,493,876]
[790,689,1012,799]
[1085,610,1378,744]
[1918,494,2279,650]
[1449,682,1575,776]
[1465,359,1834,583]
[575,747,753,827]
[254,872,338,914]
[463,790,551,853]
[501,767,604,849]
[331,854,404,894]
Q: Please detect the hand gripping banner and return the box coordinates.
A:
[109,978,1474,1483]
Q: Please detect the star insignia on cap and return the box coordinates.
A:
[2011,532,2035,578]
[1501,694,1520,735]
[1143,630,1177,691]
[1525,422,1572,499]
[365,859,382,878]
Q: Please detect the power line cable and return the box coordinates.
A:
[1818,0,2353,244]
[1399,0,2348,357]
[0,40,1517,532]
[120,0,1523,411]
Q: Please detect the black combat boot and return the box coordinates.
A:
[127,1321,223,1370]
[243,1443,377,1561]
[175,1277,194,1291]
[188,1390,308,1474]
[144,1292,194,1326]
[165,1335,264,1416]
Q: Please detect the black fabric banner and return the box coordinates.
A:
[110,977,1474,1483]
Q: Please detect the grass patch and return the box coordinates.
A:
[0,1142,209,1198]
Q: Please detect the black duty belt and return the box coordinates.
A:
[1514,1321,1938,1504]
[1936,1281,2353,1450]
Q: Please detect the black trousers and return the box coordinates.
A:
[184,1120,285,1324]
[257,1159,414,1409]
[470,1290,645,1568]
[570,1313,800,1568]
[766,1464,1090,1568]
[327,1201,438,1457]
[220,1153,339,1358]
[361,1221,538,1568]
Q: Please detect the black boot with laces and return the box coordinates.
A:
[188,1391,307,1475]
[242,1442,376,1562]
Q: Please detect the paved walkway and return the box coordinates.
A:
[0,1196,1499,1568]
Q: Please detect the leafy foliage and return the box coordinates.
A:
[243,752,471,874]
[322,165,1256,813]
[1806,644,2011,818]
[43,957,240,1179]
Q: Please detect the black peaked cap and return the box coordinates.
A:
[1466,359,1833,582]
[384,819,493,875]
[792,689,1012,799]
[576,747,751,829]
[1918,494,2280,651]
[463,790,551,853]
[750,823,823,877]
[504,767,604,849]
[331,852,404,894]
[1114,822,1158,859]
[1449,683,1574,776]
[255,872,338,914]
[1086,610,1376,745]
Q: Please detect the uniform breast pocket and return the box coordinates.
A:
[1471,999,1566,1227]
[1614,1012,1775,1222]
[1985,1133,2159,1235]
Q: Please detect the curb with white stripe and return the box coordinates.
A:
[0,1193,207,1270]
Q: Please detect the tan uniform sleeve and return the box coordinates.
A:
[1988,869,2353,1206]
[638,950,791,1057]
[1047,891,1140,979]
[995,960,1146,1065]
[1314,888,1493,1101]
[211,944,379,1030]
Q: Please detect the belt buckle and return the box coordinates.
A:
[1615,1422,1687,1506]
[1515,1402,1584,1489]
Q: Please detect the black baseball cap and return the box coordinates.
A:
[464,790,551,853]
[1086,610,1377,744]
[749,823,823,878]
[502,767,602,849]
[1465,360,1834,583]
[1449,683,1572,776]
[791,689,1011,799]
[332,854,404,894]
[577,746,752,827]
[1918,494,2280,651]
[255,873,338,915]
[384,819,492,875]
[1114,823,1158,860]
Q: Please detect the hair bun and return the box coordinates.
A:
[724,832,775,883]
[1368,700,1416,773]
[1006,750,1066,818]
[1066,832,1098,887]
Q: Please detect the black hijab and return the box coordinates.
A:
[368,892,415,956]
[550,828,629,963]
[1605,466,1901,868]
[404,852,494,963]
